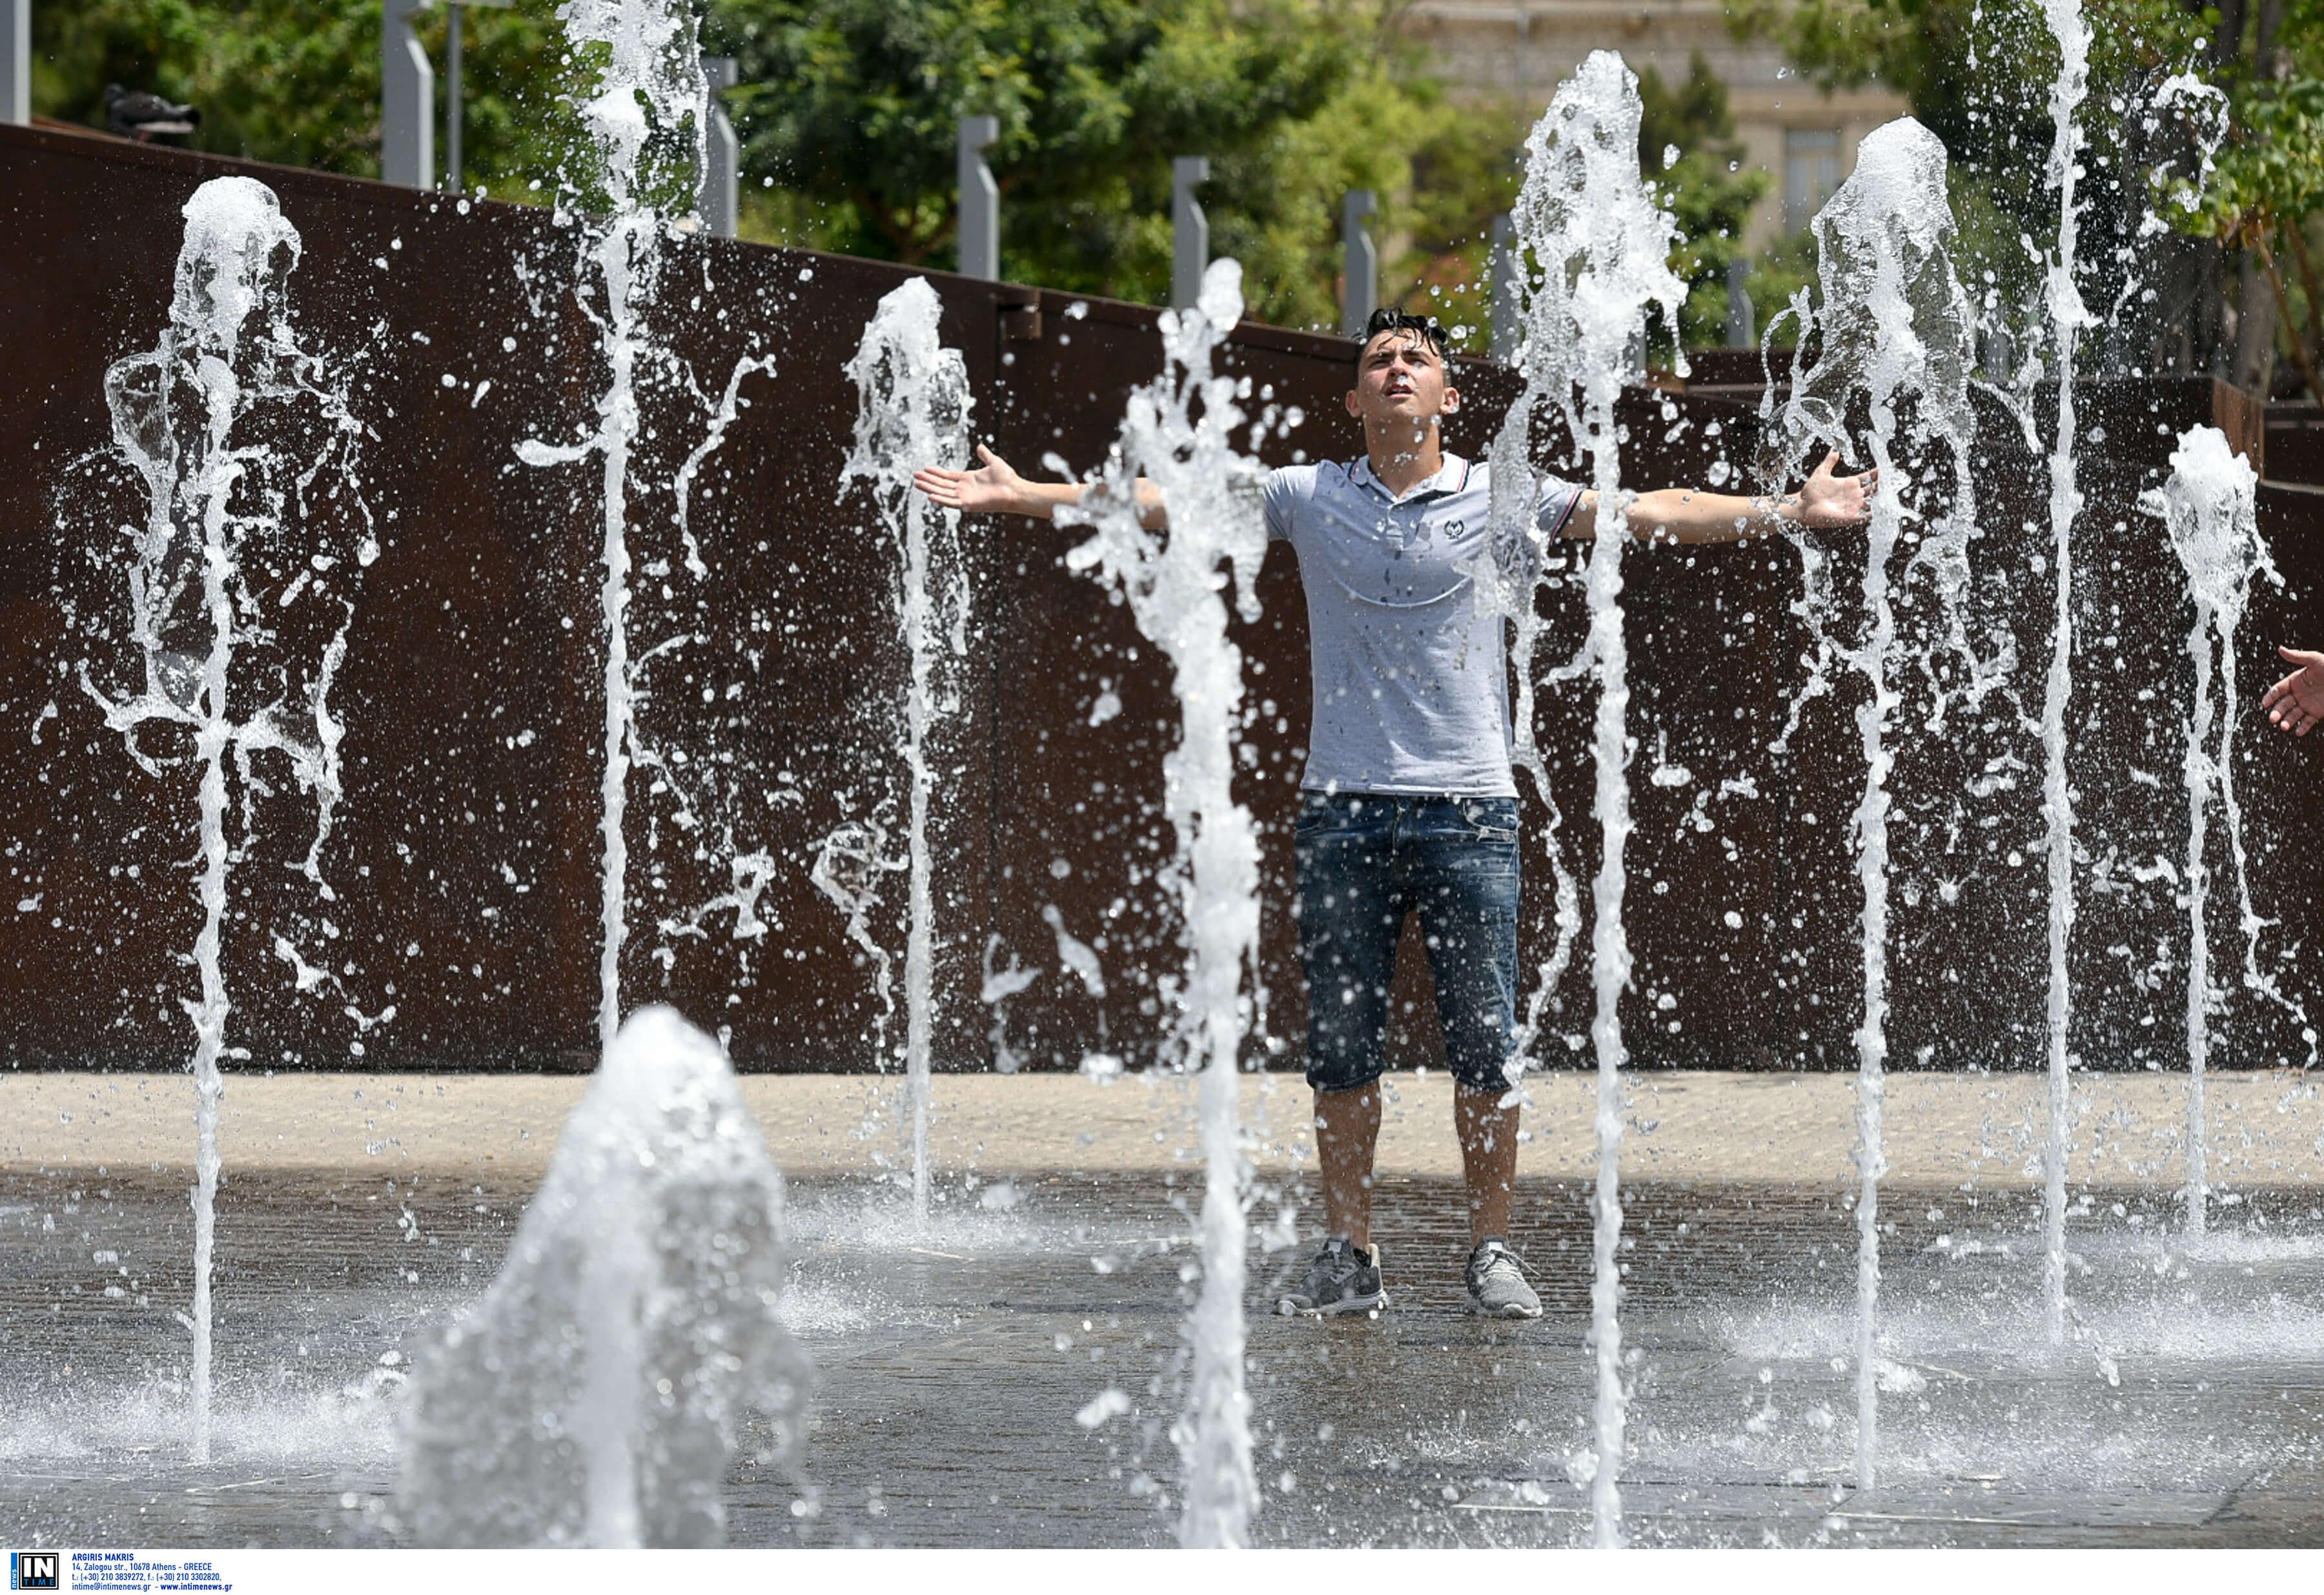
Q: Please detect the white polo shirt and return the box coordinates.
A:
[1261,452,1584,798]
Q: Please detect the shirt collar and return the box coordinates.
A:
[1351,451,1469,503]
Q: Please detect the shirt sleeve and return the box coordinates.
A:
[1533,474,1586,539]
[1485,471,1587,584]
[1261,465,1303,544]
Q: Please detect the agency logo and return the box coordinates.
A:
[8,1551,58,1591]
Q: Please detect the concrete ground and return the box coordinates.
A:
[8,1066,2322,1186]
[3,1070,2321,1548]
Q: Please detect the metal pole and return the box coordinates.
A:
[1171,156,1210,311]
[1,0,28,127]
[446,3,462,194]
[1490,211,1519,360]
[382,0,435,190]
[699,56,739,238]
[1725,256,1755,349]
[1984,320,2015,381]
[957,114,999,281]
[1341,190,1377,336]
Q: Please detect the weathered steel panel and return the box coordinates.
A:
[3,122,2318,1078]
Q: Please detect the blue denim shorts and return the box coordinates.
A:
[1291,791,1521,1095]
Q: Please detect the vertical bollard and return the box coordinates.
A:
[957,114,1000,281]
[1490,211,1520,360]
[445,3,464,191]
[1984,320,2015,380]
[1172,156,1211,310]
[382,0,435,190]
[2,0,29,127]
[1725,256,1755,348]
[444,1,518,195]
[1341,190,1377,335]
[700,56,739,239]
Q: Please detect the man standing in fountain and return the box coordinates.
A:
[916,309,1870,1318]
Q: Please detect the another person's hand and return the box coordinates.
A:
[1793,450,1877,528]
[912,444,1025,516]
[2262,645,2324,737]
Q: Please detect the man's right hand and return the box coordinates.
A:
[913,444,1028,516]
[2263,645,2324,737]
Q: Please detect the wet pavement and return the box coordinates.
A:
[3,1164,2320,1548]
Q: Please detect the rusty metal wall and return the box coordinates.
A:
[3,123,2318,1077]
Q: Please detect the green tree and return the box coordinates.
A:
[1724,0,2324,389]
[2174,5,2324,396]
[1742,226,1823,350]
[26,0,1451,330]
[23,0,1809,353]
[1639,55,1775,351]
[1374,90,1519,352]
[29,0,580,202]
[1379,56,1771,356]
[708,0,1450,329]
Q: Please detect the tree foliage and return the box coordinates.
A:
[30,0,584,201]
[32,0,1483,332]
[707,0,1434,330]
[1381,56,1771,354]
[1730,0,2324,392]
[1377,94,1521,346]
[2183,6,2324,394]
[30,0,1819,351]
[1640,56,1775,350]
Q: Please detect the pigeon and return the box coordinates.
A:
[104,84,201,142]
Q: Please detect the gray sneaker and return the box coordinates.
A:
[1276,1237,1386,1317]
[1463,1238,1542,1319]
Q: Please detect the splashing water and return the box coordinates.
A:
[398,1006,808,1545]
[85,175,369,1463]
[1044,904,1108,998]
[841,277,973,1223]
[1479,210,1588,1068]
[2036,0,2093,1348]
[657,851,778,944]
[2144,426,2301,1239]
[1775,117,1979,1491]
[517,0,710,1048]
[1064,258,1267,1547]
[1497,51,1689,1547]
[810,815,904,1045]
[672,351,777,582]
[981,933,1040,1075]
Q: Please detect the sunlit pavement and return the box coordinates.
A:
[4,1070,2320,1547]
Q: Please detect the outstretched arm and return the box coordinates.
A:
[913,445,1167,528]
[2263,645,2324,737]
[1562,450,1875,544]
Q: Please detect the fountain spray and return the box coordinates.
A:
[2036,0,2093,1348]
[2146,425,2295,1237]
[842,278,974,1222]
[1065,259,1267,1547]
[399,1006,810,1546]
[1478,204,1586,1072]
[518,0,710,1049]
[1497,52,1688,1546]
[1776,119,1979,1492]
[88,176,367,1462]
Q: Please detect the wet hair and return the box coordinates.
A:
[1354,307,1451,372]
